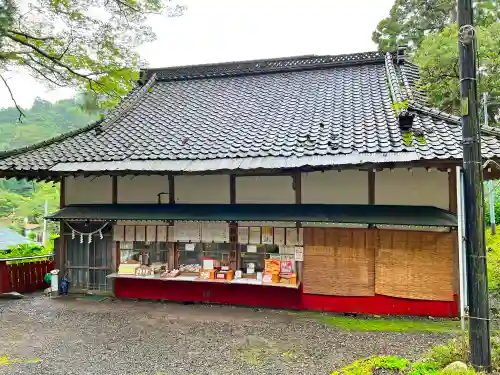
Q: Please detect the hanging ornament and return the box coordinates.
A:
[99,229,103,240]
[88,234,92,243]
[80,233,84,244]
[72,229,75,240]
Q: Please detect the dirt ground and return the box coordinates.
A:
[0,294,453,375]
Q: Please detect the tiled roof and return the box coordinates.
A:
[1,50,500,176]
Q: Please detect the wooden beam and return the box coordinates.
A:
[368,170,375,204]
[112,176,118,204]
[230,174,236,204]
[229,175,238,268]
[294,172,302,204]
[448,169,458,213]
[168,175,175,204]
[57,176,66,278]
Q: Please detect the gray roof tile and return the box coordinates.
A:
[1,51,500,175]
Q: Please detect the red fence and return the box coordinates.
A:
[0,257,54,294]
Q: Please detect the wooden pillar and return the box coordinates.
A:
[168,175,176,268]
[229,175,238,269]
[448,168,458,213]
[293,172,303,282]
[111,176,118,295]
[57,177,66,277]
[368,169,375,205]
[168,175,175,204]
[448,168,460,305]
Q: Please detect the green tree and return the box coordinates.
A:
[0,97,98,151]
[413,22,500,118]
[0,0,187,120]
[372,0,500,52]
[13,182,60,233]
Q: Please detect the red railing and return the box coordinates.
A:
[0,255,55,294]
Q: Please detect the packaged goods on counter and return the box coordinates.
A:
[262,272,279,283]
[161,269,180,278]
[118,263,140,275]
[215,269,234,281]
[151,262,166,274]
[199,269,216,280]
[134,265,154,277]
[179,264,201,276]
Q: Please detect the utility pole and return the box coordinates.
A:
[42,199,48,244]
[458,0,492,371]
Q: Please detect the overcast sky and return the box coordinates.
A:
[0,0,394,109]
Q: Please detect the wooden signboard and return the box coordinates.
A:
[157,226,168,242]
[113,225,125,242]
[135,225,146,242]
[249,227,261,244]
[146,225,157,242]
[125,226,135,242]
[273,228,285,245]
[285,228,298,246]
[238,227,249,244]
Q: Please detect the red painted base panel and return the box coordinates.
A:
[115,278,458,317]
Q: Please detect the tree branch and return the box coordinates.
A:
[0,74,25,122]
[7,29,55,41]
[22,59,66,88]
[6,33,100,80]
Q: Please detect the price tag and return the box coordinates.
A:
[247,245,257,253]
[294,246,304,262]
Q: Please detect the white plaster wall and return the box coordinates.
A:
[375,168,449,209]
[118,175,169,204]
[236,176,295,203]
[301,170,369,204]
[175,175,230,203]
[64,176,113,204]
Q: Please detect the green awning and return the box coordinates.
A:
[47,204,457,227]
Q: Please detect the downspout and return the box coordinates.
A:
[456,165,467,329]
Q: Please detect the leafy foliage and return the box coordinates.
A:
[424,338,469,369]
[0,0,186,117]
[373,0,500,123]
[0,99,90,233]
[486,230,500,293]
[0,240,55,264]
[372,0,500,52]
[0,97,97,148]
[332,356,410,375]
[414,23,500,117]
[372,0,457,52]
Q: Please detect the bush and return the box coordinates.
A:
[0,235,57,264]
[486,231,500,294]
[424,338,468,369]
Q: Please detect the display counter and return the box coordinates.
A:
[107,222,458,317]
[107,272,300,288]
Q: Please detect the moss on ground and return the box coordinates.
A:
[290,312,460,333]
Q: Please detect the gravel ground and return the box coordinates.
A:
[0,294,452,375]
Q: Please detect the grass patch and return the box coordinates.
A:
[290,312,460,333]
